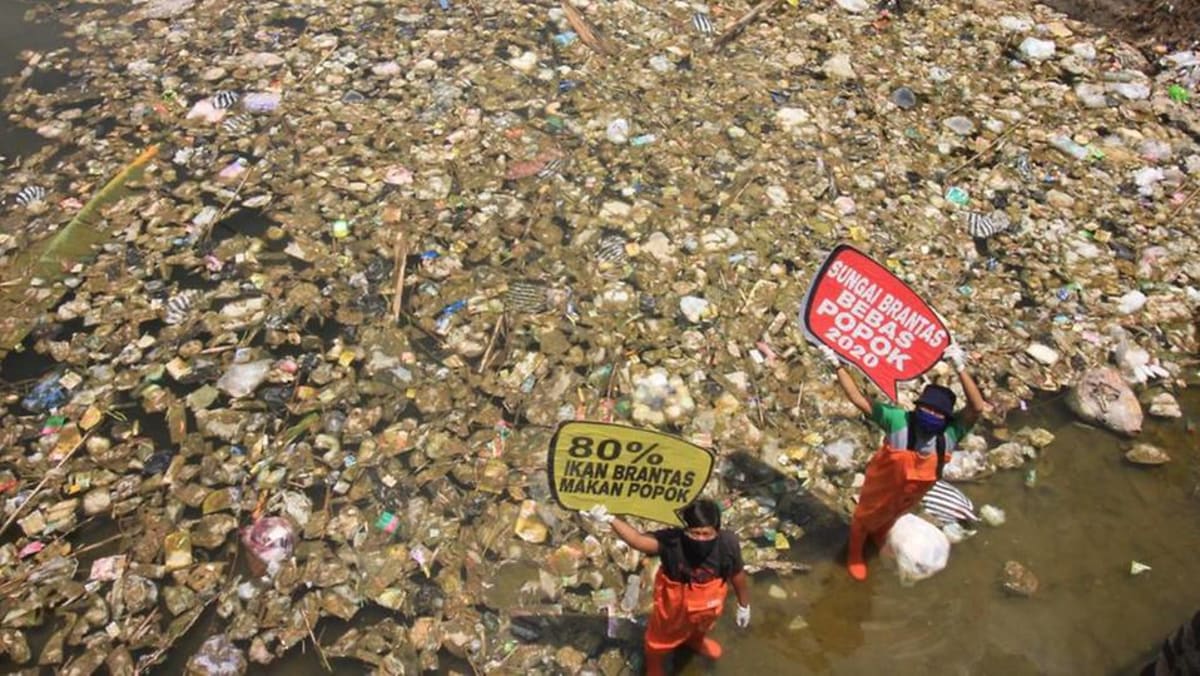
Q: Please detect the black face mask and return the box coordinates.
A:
[681,534,718,565]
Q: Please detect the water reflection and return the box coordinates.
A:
[701,392,1200,675]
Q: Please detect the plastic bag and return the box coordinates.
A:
[240,516,295,577]
[885,514,950,586]
[186,634,247,676]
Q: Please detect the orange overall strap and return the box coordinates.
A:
[645,569,727,651]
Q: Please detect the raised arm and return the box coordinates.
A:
[609,517,660,555]
[835,366,874,417]
[816,343,873,416]
[944,343,989,428]
[955,368,988,429]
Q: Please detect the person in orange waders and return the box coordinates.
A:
[583,500,751,676]
[818,342,988,581]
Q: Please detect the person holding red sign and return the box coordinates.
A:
[583,500,751,676]
[819,342,988,581]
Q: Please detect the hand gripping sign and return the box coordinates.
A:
[548,421,715,526]
[801,245,950,401]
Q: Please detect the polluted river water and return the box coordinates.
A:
[1,0,1199,674]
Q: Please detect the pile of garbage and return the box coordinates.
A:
[0,0,1197,671]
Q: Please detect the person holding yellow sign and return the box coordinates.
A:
[583,500,751,676]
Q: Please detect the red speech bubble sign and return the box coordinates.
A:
[801,245,949,401]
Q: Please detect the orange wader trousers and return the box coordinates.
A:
[643,569,726,675]
[851,442,942,542]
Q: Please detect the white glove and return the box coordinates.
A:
[735,604,751,628]
[817,344,841,368]
[943,342,967,372]
[582,504,614,525]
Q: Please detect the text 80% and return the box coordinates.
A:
[566,437,663,465]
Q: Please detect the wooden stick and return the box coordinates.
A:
[604,349,623,402]
[944,120,1025,180]
[72,531,126,558]
[391,236,408,322]
[747,360,766,428]
[1170,182,1200,219]
[465,0,482,23]
[302,605,332,672]
[202,166,254,243]
[295,46,338,88]
[477,313,505,374]
[0,431,90,538]
[714,0,779,49]
[560,0,611,56]
[135,593,220,674]
[129,609,161,643]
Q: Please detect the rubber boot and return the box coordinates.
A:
[847,521,869,581]
[686,633,723,660]
[644,647,670,676]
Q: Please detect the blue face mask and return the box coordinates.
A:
[914,409,947,434]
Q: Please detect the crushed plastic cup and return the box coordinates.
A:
[944,186,969,206]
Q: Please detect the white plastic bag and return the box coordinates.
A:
[885,514,950,586]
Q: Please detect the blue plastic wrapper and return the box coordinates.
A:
[143,450,175,475]
[439,299,468,317]
[435,299,468,332]
[22,376,69,413]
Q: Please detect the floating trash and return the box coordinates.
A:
[241,91,281,114]
[595,233,628,265]
[240,517,296,578]
[220,113,255,135]
[638,293,659,316]
[921,480,978,525]
[22,374,68,413]
[210,90,240,109]
[537,157,567,179]
[13,185,47,207]
[505,280,550,314]
[980,504,1007,527]
[1012,152,1035,181]
[0,0,1197,671]
[964,210,1011,239]
[163,290,203,325]
[691,12,716,35]
[944,185,970,206]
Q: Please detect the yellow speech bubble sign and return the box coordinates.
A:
[548,421,715,526]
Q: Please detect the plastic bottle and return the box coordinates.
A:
[620,574,641,612]
[1049,134,1090,161]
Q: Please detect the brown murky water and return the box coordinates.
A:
[699,390,1200,676]
[2,2,1198,675]
[0,1,63,161]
